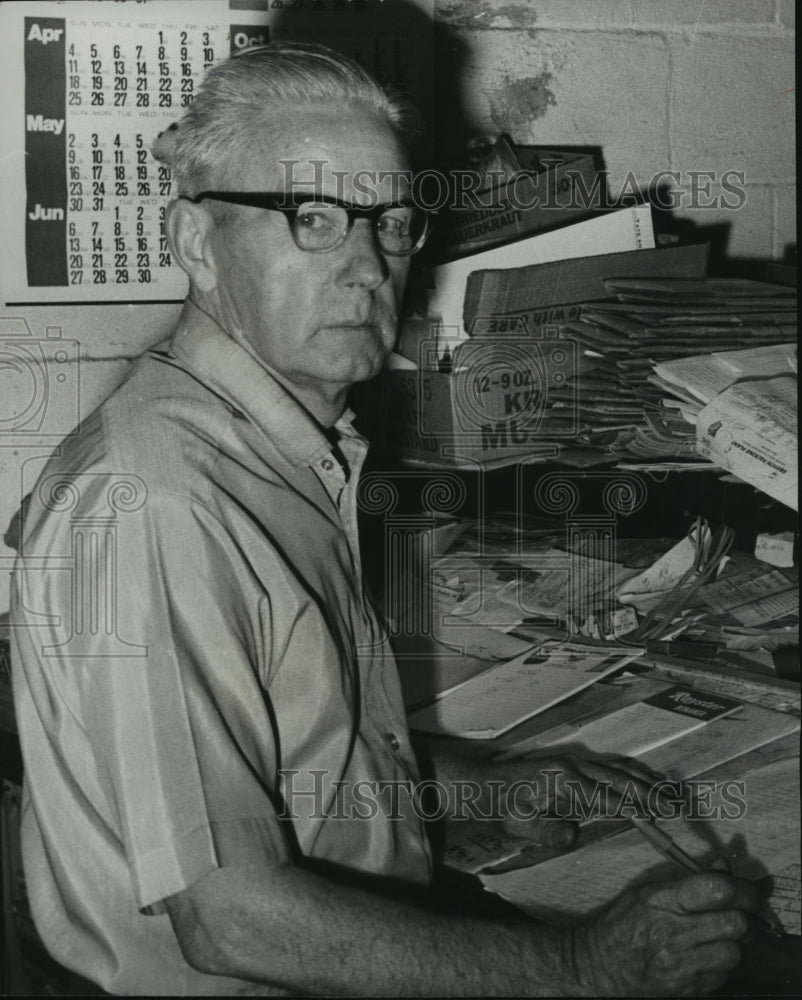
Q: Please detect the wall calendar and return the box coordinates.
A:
[0,0,433,305]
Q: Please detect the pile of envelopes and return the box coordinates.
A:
[548,276,797,468]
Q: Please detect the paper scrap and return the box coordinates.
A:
[699,566,796,616]
[651,343,797,407]
[616,526,709,612]
[496,551,640,618]
[729,589,799,627]
[696,376,797,511]
[610,606,639,637]
[716,342,798,379]
[754,531,795,569]
[763,863,802,936]
[443,823,533,875]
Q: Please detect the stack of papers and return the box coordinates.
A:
[423,516,658,644]
[399,274,796,469]
[649,342,797,410]
[420,205,655,339]
[552,280,797,466]
[414,515,798,669]
[649,343,798,509]
[407,640,643,739]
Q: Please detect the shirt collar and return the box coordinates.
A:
[164,298,361,468]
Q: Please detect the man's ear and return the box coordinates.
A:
[165,198,218,293]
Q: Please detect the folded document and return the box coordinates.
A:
[407,640,642,739]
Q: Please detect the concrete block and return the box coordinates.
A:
[436,28,671,185]
[0,355,133,612]
[671,34,796,182]
[435,0,636,30]
[626,0,775,25]
[0,302,181,361]
[0,354,130,450]
[671,182,774,258]
[434,0,774,30]
[774,186,796,258]
[778,0,796,28]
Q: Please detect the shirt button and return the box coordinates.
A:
[321,458,334,471]
[385,732,401,752]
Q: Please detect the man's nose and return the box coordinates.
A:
[336,219,388,290]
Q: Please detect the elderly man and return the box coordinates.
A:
[11,42,758,996]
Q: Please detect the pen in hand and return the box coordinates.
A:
[630,817,785,939]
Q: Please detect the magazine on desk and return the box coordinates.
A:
[407,640,643,739]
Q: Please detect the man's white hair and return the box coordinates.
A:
[170,41,422,199]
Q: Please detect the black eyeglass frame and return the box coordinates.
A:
[181,191,433,256]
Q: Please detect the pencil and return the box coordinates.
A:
[630,817,785,939]
[631,817,706,872]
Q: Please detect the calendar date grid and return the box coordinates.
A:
[62,20,219,289]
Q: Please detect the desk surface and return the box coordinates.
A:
[406,645,801,985]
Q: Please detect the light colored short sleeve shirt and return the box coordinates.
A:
[10,300,432,995]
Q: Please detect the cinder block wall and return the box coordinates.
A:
[0,303,181,615]
[435,0,796,259]
[0,1,796,612]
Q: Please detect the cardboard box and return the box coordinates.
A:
[421,205,654,341]
[371,338,579,467]
[443,140,600,258]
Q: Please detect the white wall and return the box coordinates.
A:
[434,0,796,257]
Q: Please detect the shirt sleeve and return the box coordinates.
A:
[16,477,293,912]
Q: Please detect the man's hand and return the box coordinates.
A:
[485,752,664,850]
[573,871,761,996]
[425,746,667,850]
[163,855,760,995]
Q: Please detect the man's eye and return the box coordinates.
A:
[377,213,410,236]
[295,209,336,231]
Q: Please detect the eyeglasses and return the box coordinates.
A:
[182,191,432,256]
